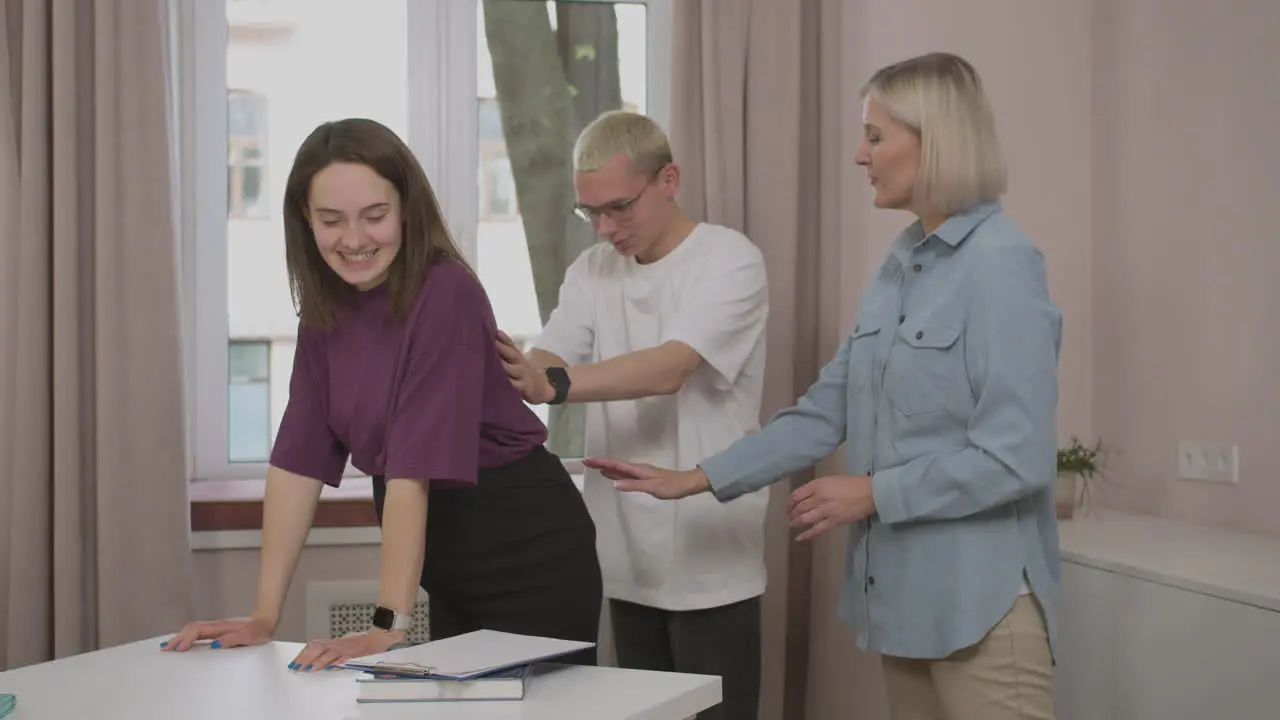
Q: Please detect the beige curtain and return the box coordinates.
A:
[670,0,863,717]
[0,0,192,670]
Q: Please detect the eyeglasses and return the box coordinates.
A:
[572,165,666,226]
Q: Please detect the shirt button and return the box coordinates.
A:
[912,263,922,272]
[898,314,905,324]
[868,576,876,586]
[915,331,924,340]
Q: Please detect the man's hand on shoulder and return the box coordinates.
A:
[495,331,555,404]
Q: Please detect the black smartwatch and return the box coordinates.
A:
[545,366,571,405]
[372,605,411,633]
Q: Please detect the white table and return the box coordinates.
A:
[0,637,721,719]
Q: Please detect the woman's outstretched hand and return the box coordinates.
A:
[160,615,276,652]
[584,458,712,500]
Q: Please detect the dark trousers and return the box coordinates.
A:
[373,446,603,666]
[610,595,762,720]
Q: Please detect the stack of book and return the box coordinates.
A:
[341,629,595,705]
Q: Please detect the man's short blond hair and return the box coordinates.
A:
[573,110,673,176]
[862,52,1007,215]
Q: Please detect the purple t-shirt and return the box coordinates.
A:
[269,258,549,488]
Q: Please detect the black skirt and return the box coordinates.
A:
[372,445,602,665]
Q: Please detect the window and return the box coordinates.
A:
[227,340,271,461]
[227,90,268,219]
[178,0,670,485]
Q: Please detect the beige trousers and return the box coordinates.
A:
[881,595,1056,720]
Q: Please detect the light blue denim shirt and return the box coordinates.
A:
[699,201,1063,660]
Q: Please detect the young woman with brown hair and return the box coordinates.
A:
[163,118,602,671]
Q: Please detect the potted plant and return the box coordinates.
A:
[1056,437,1108,519]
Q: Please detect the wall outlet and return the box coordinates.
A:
[1177,440,1239,484]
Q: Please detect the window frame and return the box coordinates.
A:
[176,0,670,536]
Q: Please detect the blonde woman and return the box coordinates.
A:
[588,53,1062,720]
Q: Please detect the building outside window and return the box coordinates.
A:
[227,89,268,219]
[227,340,271,462]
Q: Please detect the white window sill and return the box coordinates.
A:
[191,526,383,551]
[189,459,585,502]
[190,465,586,551]
[188,474,376,503]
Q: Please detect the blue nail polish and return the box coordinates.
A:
[288,662,297,670]
[160,641,168,647]
[304,665,313,671]
[210,640,222,649]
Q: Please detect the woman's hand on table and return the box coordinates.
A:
[288,629,406,673]
[788,474,876,541]
[161,615,276,652]
[584,458,711,500]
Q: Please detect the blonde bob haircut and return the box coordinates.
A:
[573,109,674,177]
[862,52,1007,215]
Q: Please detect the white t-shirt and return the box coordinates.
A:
[534,222,771,611]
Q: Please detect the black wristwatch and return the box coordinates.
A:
[545,366,571,405]
[371,605,411,633]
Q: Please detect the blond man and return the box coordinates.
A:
[496,110,769,720]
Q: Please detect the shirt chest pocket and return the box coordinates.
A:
[884,318,963,416]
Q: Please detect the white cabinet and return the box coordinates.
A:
[1055,511,1280,720]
